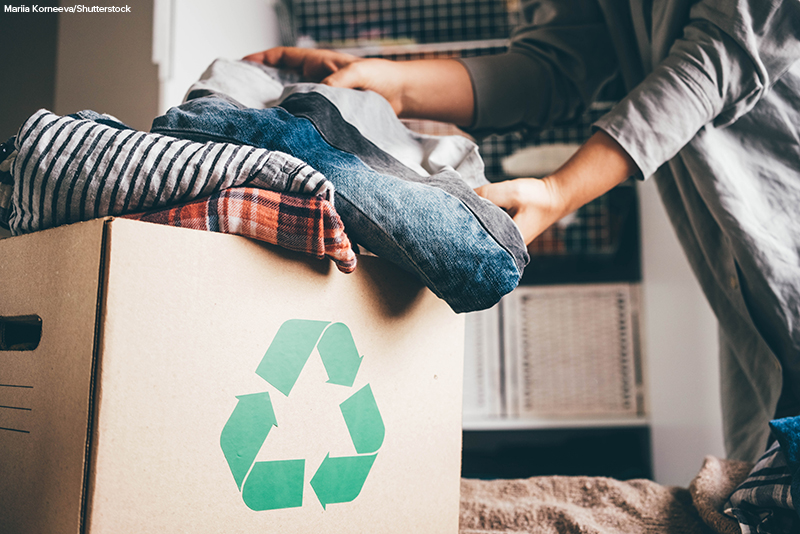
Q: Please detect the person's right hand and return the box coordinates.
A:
[476,131,639,244]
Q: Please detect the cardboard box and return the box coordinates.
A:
[0,218,464,533]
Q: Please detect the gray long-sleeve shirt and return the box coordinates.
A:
[460,0,800,462]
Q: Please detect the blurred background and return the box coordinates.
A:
[0,0,725,486]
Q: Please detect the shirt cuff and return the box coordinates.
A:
[592,56,716,179]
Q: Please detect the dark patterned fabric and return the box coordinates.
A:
[724,441,798,533]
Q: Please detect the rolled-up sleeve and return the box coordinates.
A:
[595,0,800,179]
[459,0,618,136]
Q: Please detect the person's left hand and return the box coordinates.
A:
[243,47,409,115]
[474,177,566,245]
[476,131,638,245]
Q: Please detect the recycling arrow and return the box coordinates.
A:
[256,319,364,395]
[255,319,328,396]
[221,319,385,512]
[340,384,384,454]
[310,453,377,510]
[317,321,363,387]
[220,392,277,490]
[242,459,304,511]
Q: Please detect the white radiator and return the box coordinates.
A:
[463,284,644,420]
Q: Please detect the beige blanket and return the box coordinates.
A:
[460,456,752,534]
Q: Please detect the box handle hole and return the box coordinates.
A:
[1,315,42,351]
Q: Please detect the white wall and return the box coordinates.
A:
[156,0,283,112]
[639,178,725,486]
[55,1,282,127]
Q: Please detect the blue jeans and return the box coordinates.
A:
[152,97,523,312]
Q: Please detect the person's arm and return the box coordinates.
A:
[244,48,475,126]
[459,0,616,136]
[324,58,474,126]
[476,130,636,243]
[593,0,800,181]
[480,0,800,244]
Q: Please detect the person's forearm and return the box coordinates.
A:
[544,130,638,218]
[247,48,475,125]
[393,59,474,126]
[474,130,638,244]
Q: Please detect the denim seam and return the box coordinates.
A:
[333,192,441,297]
[287,106,528,272]
[420,178,528,271]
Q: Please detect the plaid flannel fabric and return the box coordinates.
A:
[123,187,357,274]
[724,440,798,533]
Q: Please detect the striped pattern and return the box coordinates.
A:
[0,138,14,228]
[9,110,333,235]
[724,441,798,533]
[123,187,357,273]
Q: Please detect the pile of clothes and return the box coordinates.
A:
[0,59,529,313]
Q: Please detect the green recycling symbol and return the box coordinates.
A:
[220,319,385,511]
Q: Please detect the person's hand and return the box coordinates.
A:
[321,58,408,116]
[244,47,407,115]
[244,47,360,82]
[476,131,638,245]
[244,47,474,124]
[475,177,567,245]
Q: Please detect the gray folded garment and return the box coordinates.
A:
[723,441,798,533]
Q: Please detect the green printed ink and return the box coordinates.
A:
[340,384,385,454]
[220,392,277,489]
[310,453,378,510]
[221,319,384,512]
[317,322,363,387]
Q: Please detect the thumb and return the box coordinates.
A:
[322,63,366,90]
[474,181,522,214]
[243,47,287,67]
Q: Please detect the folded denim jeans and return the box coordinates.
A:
[277,91,527,276]
[152,96,524,312]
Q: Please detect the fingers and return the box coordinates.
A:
[475,179,552,244]
[322,59,405,115]
[242,48,278,65]
[474,181,522,215]
[243,47,306,69]
[322,63,365,89]
[242,50,267,63]
[244,47,339,81]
